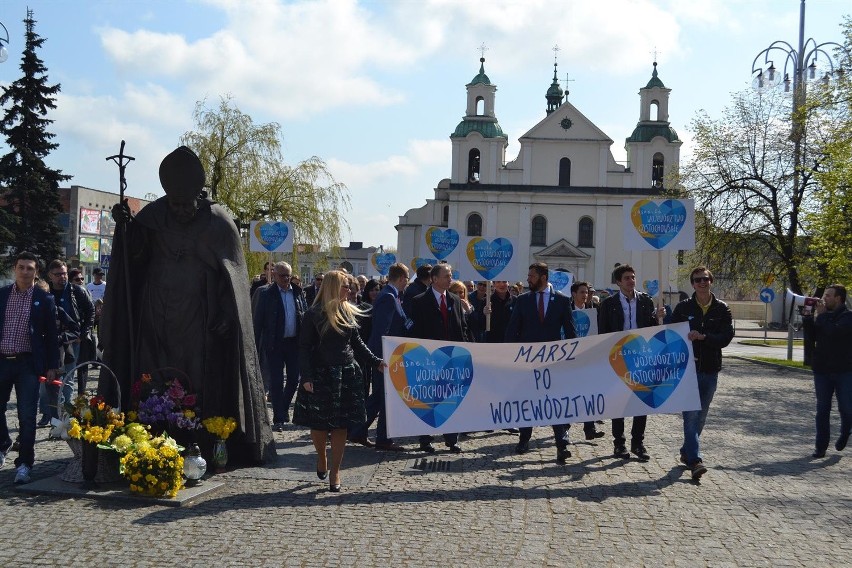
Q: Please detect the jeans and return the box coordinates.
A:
[0,355,41,468]
[813,371,852,452]
[267,339,300,423]
[681,372,719,464]
[350,367,391,444]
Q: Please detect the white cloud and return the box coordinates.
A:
[327,139,449,188]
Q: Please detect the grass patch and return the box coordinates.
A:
[740,339,804,347]
[752,356,810,369]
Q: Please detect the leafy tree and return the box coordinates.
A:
[802,19,852,285]
[180,97,349,276]
[0,10,70,265]
[677,86,822,295]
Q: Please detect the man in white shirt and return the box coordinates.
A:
[86,268,107,302]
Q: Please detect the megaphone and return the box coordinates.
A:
[786,288,820,308]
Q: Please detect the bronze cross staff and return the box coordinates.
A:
[106,141,136,398]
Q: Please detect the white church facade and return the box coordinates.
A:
[396,57,683,293]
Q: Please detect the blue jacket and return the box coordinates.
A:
[367,284,409,357]
[0,284,60,373]
[252,283,308,354]
[505,287,576,342]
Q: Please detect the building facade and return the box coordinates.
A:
[397,57,682,292]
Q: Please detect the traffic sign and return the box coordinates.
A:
[100,254,111,269]
[759,287,775,303]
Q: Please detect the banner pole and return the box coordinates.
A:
[485,281,492,332]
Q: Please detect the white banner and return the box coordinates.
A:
[454,236,519,282]
[383,322,699,437]
[622,198,695,251]
[249,221,293,253]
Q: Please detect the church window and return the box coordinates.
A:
[650,100,659,121]
[578,217,594,247]
[468,149,481,183]
[442,205,449,224]
[531,215,547,246]
[558,157,571,187]
[475,96,485,116]
[467,213,482,237]
[652,153,664,187]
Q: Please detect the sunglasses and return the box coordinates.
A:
[692,277,711,283]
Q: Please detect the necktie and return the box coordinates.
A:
[538,291,545,323]
[440,293,449,338]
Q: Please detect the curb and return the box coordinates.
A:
[727,355,812,376]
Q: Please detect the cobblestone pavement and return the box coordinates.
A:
[1,358,849,567]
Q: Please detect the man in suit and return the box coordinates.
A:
[304,273,323,307]
[253,261,307,430]
[402,263,432,316]
[597,264,664,461]
[505,262,577,464]
[408,263,471,453]
[0,252,60,484]
[347,262,410,451]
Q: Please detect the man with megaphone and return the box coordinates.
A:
[801,285,852,459]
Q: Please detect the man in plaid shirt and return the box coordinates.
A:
[0,252,60,484]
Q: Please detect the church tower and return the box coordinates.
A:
[545,60,564,115]
[450,57,508,185]
[624,62,682,189]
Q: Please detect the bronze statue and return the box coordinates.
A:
[100,146,275,464]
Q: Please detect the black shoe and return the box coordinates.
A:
[329,483,341,492]
[375,442,405,452]
[679,452,688,466]
[347,436,375,448]
[515,441,529,454]
[631,445,650,461]
[419,442,436,454]
[317,470,328,480]
[37,416,50,427]
[812,449,827,458]
[447,444,462,454]
[613,444,630,459]
[272,423,284,432]
[556,447,571,464]
[584,431,605,440]
[505,428,519,434]
[690,460,707,481]
[836,432,850,452]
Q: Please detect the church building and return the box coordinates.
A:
[395,56,682,292]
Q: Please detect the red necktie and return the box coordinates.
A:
[538,291,545,323]
[440,293,449,337]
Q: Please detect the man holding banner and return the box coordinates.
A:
[669,267,733,480]
[505,262,576,463]
[598,264,664,461]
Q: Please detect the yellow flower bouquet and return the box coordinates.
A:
[67,395,125,445]
[202,416,238,440]
[120,434,185,498]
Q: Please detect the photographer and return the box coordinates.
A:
[801,284,852,458]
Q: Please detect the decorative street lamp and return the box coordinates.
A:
[750,0,851,360]
[0,21,10,63]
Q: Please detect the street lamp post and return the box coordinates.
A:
[750,0,850,360]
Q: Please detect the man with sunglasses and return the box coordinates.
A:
[669,266,734,481]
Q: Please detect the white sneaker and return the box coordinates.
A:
[14,464,31,484]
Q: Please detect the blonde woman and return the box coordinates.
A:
[293,270,386,492]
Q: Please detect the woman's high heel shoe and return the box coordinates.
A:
[317,470,328,480]
[329,482,341,492]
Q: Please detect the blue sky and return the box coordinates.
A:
[0,0,848,249]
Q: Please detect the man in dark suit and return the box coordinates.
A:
[505,262,577,463]
[402,263,432,316]
[253,261,307,430]
[304,272,323,307]
[597,264,664,461]
[408,263,471,453]
[0,252,60,484]
[348,262,410,451]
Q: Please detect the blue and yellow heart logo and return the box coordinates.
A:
[609,329,689,408]
[573,310,591,337]
[466,237,513,280]
[643,279,659,298]
[549,270,572,292]
[371,253,396,275]
[254,222,289,251]
[389,342,474,428]
[630,199,687,249]
[425,227,459,260]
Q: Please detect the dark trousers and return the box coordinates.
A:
[612,416,647,447]
[267,338,300,423]
[518,425,569,449]
[814,371,852,452]
[350,368,391,444]
[566,421,600,437]
[0,355,40,468]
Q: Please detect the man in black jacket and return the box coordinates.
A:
[802,284,852,459]
[669,266,734,480]
[598,264,664,461]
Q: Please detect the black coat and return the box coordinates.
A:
[803,305,852,373]
[669,293,734,373]
[407,287,471,342]
[597,291,657,334]
[505,287,576,342]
